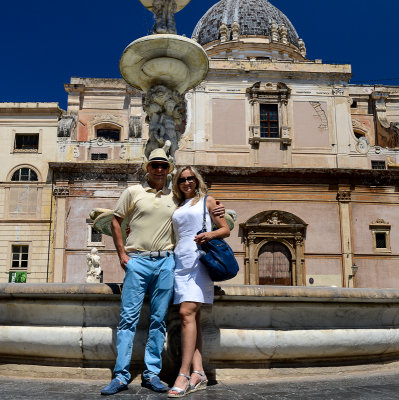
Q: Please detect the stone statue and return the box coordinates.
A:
[298,39,306,58]
[129,115,142,138]
[152,0,178,34]
[143,84,185,159]
[86,248,102,283]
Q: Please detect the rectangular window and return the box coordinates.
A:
[260,104,279,138]
[87,224,104,247]
[14,133,39,151]
[91,226,102,243]
[11,245,29,269]
[375,233,387,249]
[371,160,386,170]
[91,153,108,161]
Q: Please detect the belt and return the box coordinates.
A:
[129,250,173,258]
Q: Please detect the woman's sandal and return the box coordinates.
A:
[168,373,191,398]
[190,370,208,392]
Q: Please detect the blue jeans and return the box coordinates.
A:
[113,254,175,384]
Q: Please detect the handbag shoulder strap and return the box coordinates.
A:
[202,195,208,232]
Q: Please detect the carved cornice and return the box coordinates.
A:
[246,81,291,104]
[369,219,391,230]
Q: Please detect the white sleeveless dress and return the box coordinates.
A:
[172,197,214,305]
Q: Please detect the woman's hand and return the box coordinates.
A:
[194,231,214,245]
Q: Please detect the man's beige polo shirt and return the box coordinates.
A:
[114,182,177,252]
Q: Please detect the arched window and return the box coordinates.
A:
[11,168,38,182]
[8,167,40,218]
[96,127,120,141]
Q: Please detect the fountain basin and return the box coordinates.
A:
[119,34,209,93]
[2,284,399,379]
[139,0,190,12]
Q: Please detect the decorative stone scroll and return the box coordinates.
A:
[372,91,399,149]
[58,115,77,138]
[309,102,328,130]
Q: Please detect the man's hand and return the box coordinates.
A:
[212,200,225,217]
[119,253,130,270]
[111,215,130,271]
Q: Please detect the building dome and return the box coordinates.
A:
[192,0,300,47]
[191,0,307,61]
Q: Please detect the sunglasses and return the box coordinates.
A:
[177,176,196,184]
[150,162,169,170]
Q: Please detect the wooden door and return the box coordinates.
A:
[258,241,292,285]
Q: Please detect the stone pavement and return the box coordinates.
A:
[2,367,399,400]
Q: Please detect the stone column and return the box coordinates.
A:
[52,185,69,282]
[248,236,257,285]
[294,235,305,286]
[337,189,354,288]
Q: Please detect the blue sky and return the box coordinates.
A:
[0,0,398,109]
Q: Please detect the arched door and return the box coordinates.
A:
[258,241,292,285]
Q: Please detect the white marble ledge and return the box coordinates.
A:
[215,284,399,304]
[2,283,399,304]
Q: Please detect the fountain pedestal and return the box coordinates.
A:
[119,1,209,159]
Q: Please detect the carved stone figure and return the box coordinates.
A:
[298,39,306,58]
[86,248,102,283]
[152,0,177,34]
[129,116,142,138]
[58,115,76,138]
[143,85,185,159]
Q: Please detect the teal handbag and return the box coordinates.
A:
[197,196,239,281]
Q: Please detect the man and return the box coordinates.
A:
[101,148,223,395]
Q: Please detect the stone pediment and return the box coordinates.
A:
[244,210,306,227]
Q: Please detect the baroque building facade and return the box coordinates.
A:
[1,0,399,288]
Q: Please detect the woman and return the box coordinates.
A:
[168,166,230,398]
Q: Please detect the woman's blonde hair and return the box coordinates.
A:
[172,166,208,206]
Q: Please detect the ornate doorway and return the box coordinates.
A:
[258,241,292,285]
[240,210,307,286]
